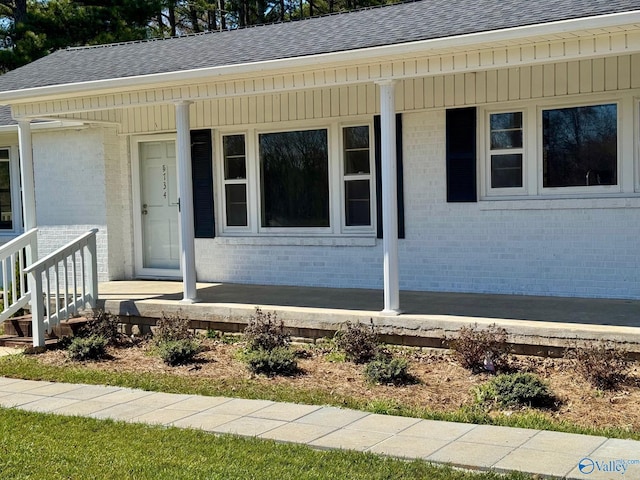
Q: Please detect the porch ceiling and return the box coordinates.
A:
[7,19,640,123]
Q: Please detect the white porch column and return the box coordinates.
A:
[175,101,199,303]
[17,120,37,230]
[377,80,400,315]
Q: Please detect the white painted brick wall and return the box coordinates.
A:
[103,129,133,280]
[32,127,116,282]
[398,110,640,299]
[31,114,640,299]
[194,109,640,299]
[33,128,106,226]
[195,239,383,289]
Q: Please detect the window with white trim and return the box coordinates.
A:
[488,111,524,193]
[482,100,623,199]
[542,103,617,189]
[259,128,329,228]
[218,121,377,236]
[222,134,248,228]
[342,125,372,227]
[0,148,14,231]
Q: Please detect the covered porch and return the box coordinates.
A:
[98,281,640,354]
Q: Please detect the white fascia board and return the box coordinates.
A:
[0,120,85,133]
[1,10,639,104]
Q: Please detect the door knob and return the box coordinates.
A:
[142,203,148,215]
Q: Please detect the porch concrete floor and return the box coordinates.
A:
[97,281,640,352]
[99,281,640,327]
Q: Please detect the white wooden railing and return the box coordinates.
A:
[23,229,99,347]
[0,228,38,322]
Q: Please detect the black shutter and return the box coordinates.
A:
[374,113,405,239]
[446,107,477,202]
[190,129,215,238]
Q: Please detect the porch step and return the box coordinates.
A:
[2,315,89,340]
[3,316,34,337]
[0,335,59,348]
[51,317,90,338]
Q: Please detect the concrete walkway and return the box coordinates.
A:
[1,376,638,479]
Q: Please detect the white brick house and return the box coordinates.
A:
[0,0,639,310]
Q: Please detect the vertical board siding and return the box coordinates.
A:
[119,54,638,134]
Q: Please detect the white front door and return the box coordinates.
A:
[138,140,180,275]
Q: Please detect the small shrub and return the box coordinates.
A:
[245,347,299,376]
[67,335,107,361]
[23,345,47,355]
[206,329,220,339]
[449,324,510,373]
[475,372,555,408]
[334,321,379,364]
[79,310,120,345]
[244,308,289,352]
[364,355,412,385]
[154,312,192,344]
[568,342,630,390]
[157,339,201,366]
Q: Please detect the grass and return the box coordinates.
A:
[1,354,638,441]
[0,408,531,480]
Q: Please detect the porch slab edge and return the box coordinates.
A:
[100,298,640,355]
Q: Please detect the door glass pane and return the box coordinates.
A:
[543,104,617,187]
[345,180,371,226]
[259,129,329,228]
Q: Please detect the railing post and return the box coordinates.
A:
[86,230,98,308]
[28,270,45,347]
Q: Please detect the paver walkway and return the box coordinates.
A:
[1,377,638,479]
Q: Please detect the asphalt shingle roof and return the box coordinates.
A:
[0,106,16,125]
[0,0,638,93]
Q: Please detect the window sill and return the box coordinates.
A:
[204,236,377,247]
[479,194,640,211]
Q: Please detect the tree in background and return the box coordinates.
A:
[0,0,397,73]
[0,0,162,72]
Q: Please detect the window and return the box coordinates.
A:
[217,122,379,237]
[343,126,372,227]
[489,112,523,190]
[0,148,13,230]
[542,104,617,188]
[222,134,248,227]
[480,100,623,199]
[259,129,329,228]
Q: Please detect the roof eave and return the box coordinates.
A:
[1,10,639,104]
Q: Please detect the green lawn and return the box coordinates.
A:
[1,354,638,441]
[0,408,531,480]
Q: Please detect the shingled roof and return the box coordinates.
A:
[0,0,638,93]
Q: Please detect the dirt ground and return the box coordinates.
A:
[37,338,640,433]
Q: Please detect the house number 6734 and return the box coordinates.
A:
[162,165,167,198]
